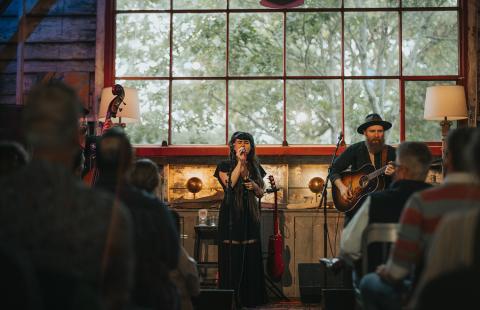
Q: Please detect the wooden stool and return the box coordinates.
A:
[194,225,218,287]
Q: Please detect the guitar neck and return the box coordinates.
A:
[367,165,388,180]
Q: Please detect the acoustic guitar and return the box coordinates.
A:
[267,175,285,282]
[331,164,389,213]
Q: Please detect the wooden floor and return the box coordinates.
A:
[244,300,322,310]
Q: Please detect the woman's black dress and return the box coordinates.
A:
[214,160,267,307]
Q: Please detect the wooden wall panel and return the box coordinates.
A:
[0,0,97,106]
[0,44,17,60]
[24,42,95,60]
[25,16,96,43]
[32,0,96,15]
[0,73,16,95]
[0,18,18,42]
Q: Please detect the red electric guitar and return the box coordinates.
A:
[267,175,285,282]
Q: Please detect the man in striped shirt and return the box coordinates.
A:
[359,127,480,310]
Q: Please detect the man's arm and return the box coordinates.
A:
[102,200,134,310]
[329,146,355,184]
[157,201,180,270]
[381,194,424,281]
[340,196,371,265]
[330,145,356,201]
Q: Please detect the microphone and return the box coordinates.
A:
[338,131,346,147]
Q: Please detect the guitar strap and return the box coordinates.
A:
[381,146,388,167]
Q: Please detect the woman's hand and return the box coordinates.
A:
[244,179,264,197]
[244,179,255,191]
[236,146,247,164]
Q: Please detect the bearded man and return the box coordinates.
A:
[330,113,396,224]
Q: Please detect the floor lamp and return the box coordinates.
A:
[424,85,468,174]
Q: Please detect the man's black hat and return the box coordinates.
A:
[357,113,392,134]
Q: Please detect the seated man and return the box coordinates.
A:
[409,128,480,309]
[360,127,480,310]
[340,141,432,285]
[0,82,134,309]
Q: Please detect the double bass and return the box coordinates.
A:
[82,84,126,186]
[266,175,285,282]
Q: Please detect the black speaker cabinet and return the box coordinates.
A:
[194,289,235,310]
[322,288,355,310]
[298,262,349,304]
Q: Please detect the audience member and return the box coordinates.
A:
[414,268,480,310]
[408,128,480,308]
[0,82,134,309]
[130,158,160,195]
[0,140,29,177]
[360,127,480,310]
[95,127,180,310]
[340,142,432,284]
[169,210,200,310]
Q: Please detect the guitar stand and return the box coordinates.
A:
[264,272,290,301]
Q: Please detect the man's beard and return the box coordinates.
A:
[366,136,385,154]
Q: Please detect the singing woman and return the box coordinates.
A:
[214,131,267,307]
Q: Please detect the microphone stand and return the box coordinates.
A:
[227,146,235,290]
[318,133,343,285]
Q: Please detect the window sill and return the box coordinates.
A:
[135,144,442,157]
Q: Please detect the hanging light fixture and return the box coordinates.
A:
[259,0,304,9]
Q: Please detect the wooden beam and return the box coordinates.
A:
[466,0,477,126]
[94,0,107,122]
[15,0,25,105]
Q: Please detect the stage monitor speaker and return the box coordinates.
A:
[298,262,348,304]
[322,288,355,310]
[194,289,235,310]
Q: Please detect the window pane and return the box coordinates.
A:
[230,0,341,8]
[403,0,457,7]
[344,79,399,144]
[402,11,458,76]
[229,13,283,76]
[173,14,226,77]
[117,0,169,10]
[120,80,169,144]
[286,80,341,144]
[405,81,455,141]
[172,80,226,144]
[345,12,399,76]
[173,0,226,9]
[286,13,341,76]
[116,14,170,77]
[344,0,398,8]
[229,80,283,144]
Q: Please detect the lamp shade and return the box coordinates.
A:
[424,85,468,121]
[98,86,140,123]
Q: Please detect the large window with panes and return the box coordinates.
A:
[109,0,463,148]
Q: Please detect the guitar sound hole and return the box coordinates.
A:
[359,176,369,188]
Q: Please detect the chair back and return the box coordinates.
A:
[361,223,399,275]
